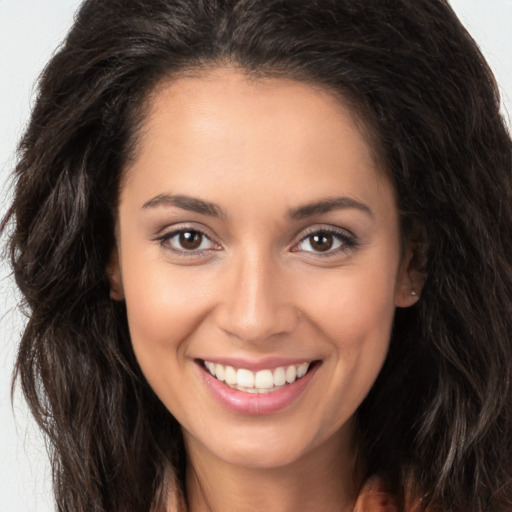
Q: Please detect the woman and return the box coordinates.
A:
[2,0,511,511]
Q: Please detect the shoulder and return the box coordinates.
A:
[353,476,401,512]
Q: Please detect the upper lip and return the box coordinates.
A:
[196,356,318,371]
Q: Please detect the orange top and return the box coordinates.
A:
[165,474,399,512]
[353,477,399,512]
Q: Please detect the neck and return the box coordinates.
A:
[183,426,362,512]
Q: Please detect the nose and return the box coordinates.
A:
[214,249,298,344]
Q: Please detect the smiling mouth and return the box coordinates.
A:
[201,360,316,394]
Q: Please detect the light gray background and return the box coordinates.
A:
[1,1,511,510]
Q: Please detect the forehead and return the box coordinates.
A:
[121,67,394,218]
[131,67,380,168]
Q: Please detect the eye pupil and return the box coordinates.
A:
[179,231,202,250]
[310,233,333,252]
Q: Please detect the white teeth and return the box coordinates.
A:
[255,369,274,389]
[237,368,255,388]
[285,365,296,383]
[215,364,225,382]
[224,365,237,385]
[203,360,312,392]
[273,367,286,386]
[205,361,215,375]
[297,363,309,378]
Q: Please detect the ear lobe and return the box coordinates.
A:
[107,248,124,301]
[395,274,421,307]
[395,248,426,308]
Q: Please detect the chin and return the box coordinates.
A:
[213,439,310,469]
[183,417,349,471]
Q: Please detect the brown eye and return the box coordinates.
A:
[294,228,355,256]
[179,231,203,250]
[309,233,334,252]
[158,228,217,253]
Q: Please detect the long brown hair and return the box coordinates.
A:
[3,1,512,511]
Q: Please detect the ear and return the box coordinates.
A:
[395,244,426,308]
[107,248,125,301]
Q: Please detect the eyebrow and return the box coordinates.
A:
[288,197,373,220]
[141,193,372,220]
[141,193,225,218]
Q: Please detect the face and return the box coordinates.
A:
[110,68,417,470]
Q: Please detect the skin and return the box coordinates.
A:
[109,67,420,512]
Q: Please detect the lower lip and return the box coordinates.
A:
[198,362,319,415]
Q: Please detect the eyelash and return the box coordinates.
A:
[292,227,357,257]
[155,227,220,256]
[155,226,357,258]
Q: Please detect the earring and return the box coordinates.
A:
[410,290,417,296]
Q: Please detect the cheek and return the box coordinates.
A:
[119,244,215,365]
[318,279,395,381]
[304,261,398,347]
[120,257,220,419]
[299,257,398,412]
[125,272,190,346]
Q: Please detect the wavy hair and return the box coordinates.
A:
[3,1,512,511]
